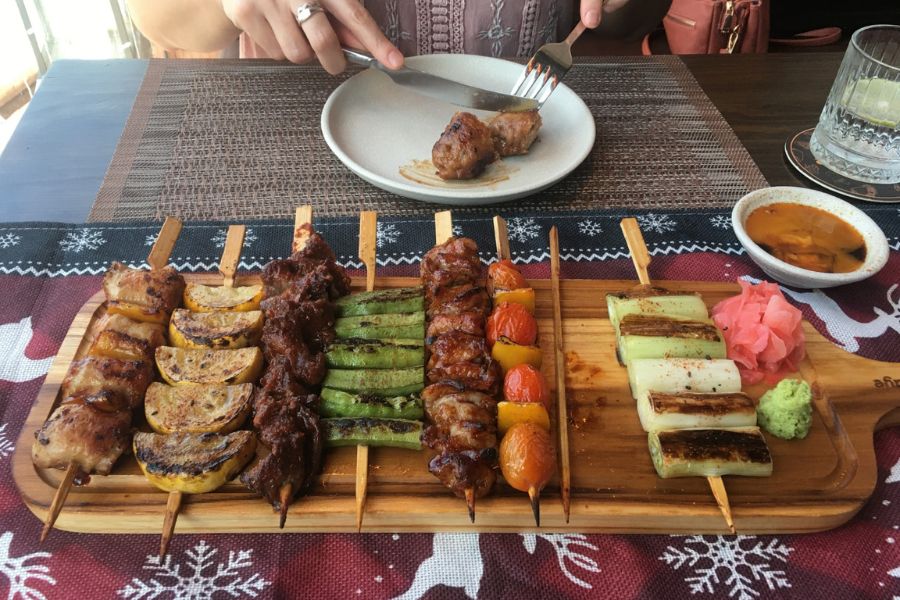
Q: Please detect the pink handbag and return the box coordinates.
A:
[642,0,841,55]
[663,0,770,54]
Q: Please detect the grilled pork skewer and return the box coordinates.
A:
[422,212,500,522]
[36,217,184,541]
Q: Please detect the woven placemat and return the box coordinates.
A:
[90,57,767,222]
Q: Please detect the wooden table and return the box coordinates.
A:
[0,54,842,223]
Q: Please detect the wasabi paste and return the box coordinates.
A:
[757,379,812,440]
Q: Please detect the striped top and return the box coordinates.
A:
[240,0,576,58]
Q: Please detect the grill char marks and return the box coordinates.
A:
[240,227,348,514]
[648,391,755,417]
[656,429,773,464]
[421,237,499,502]
[618,314,722,341]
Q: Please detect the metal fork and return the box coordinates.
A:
[510,22,587,106]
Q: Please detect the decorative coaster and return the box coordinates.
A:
[785,128,900,203]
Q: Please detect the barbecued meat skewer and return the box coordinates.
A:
[421,231,500,521]
[240,223,350,526]
[33,218,184,541]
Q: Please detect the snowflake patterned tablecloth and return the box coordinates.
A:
[0,208,897,600]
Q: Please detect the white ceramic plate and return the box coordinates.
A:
[321,54,595,205]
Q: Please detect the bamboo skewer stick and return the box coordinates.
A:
[619,217,736,534]
[434,210,454,246]
[354,211,377,532]
[293,206,313,253]
[278,483,292,529]
[276,206,315,529]
[41,217,183,543]
[159,224,245,558]
[492,216,510,262]
[39,462,78,542]
[219,225,246,288]
[494,216,544,526]
[549,226,572,524]
[147,217,184,272]
[159,491,182,557]
[433,211,478,522]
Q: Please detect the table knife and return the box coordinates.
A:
[342,49,538,113]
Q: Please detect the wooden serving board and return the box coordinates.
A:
[13,275,900,534]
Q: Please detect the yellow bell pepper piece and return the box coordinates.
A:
[497,401,550,435]
[491,338,542,374]
[493,287,535,314]
[107,302,172,324]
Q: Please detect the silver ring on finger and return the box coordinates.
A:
[295,2,324,25]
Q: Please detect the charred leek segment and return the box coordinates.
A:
[616,314,726,366]
[648,427,773,478]
[322,366,424,397]
[133,430,257,493]
[628,358,741,401]
[606,290,709,331]
[335,287,425,317]
[636,391,757,432]
[319,388,424,420]
[334,311,425,340]
[322,417,423,450]
[325,338,425,369]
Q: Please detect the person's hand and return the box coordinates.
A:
[580,0,631,28]
[221,0,404,74]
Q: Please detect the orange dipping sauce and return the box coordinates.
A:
[745,203,866,273]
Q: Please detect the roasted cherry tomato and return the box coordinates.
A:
[499,422,556,494]
[504,364,551,410]
[487,302,537,347]
[488,259,527,292]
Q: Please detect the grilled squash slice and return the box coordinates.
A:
[103,262,185,324]
[134,431,256,494]
[155,346,263,385]
[183,283,263,313]
[168,309,263,350]
[89,314,166,362]
[145,382,253,434]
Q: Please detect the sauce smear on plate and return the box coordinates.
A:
[746,203,866,273]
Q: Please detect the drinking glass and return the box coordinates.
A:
[810,24,900,184]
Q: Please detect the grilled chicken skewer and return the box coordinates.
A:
[157,224,248,557]
[36,217,184,541]
[422,211,500,522]
[619,217,736,533]
[355,211,377,531]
